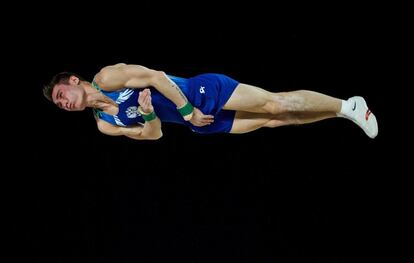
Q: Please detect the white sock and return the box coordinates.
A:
[337,99,353,118]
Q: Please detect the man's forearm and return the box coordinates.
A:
[152,72,188,109]
[121,119,162,140]
[141,117,162,139]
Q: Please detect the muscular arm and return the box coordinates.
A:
[96,118,162,140]
[95,63,189,110]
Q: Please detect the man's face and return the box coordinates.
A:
[52,77,85,111]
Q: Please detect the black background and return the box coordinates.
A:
[7,2,402,263]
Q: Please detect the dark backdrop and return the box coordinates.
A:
[7,2,397,263]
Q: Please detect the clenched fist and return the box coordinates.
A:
[138,89,154,114]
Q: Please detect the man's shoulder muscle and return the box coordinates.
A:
[94,63,152,91]
[93,63,125,90]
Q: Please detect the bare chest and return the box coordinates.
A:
[95,99,119,116]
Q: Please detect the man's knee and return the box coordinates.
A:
[265,119,281,128]
[262,93,287,114]
[264,92,306,114]
[265,113,299,127]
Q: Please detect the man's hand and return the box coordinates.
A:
[189,107,214,127]
[138,89,154,114]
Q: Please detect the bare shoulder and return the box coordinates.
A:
[101,63,127,72]
[97,63,149,75]
[94,63,126,82]
[93,63,127,90]
[94,63,154,89]
[94,63,160,91]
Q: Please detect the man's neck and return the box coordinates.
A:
[82,82,116,109]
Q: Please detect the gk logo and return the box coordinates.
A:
[199,86,205,94]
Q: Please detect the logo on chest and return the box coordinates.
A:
[125,106,141,118]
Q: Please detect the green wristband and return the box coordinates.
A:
[141,111,157,122]
[177,102,194,117]
[138,107,157,122]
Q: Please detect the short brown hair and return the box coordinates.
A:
[43,72,85,101]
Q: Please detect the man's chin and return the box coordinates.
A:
[68,107,84,112]
[75,103,86,111]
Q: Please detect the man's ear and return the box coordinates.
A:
[69,76,80,85]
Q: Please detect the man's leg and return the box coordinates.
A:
[223,83,341,114]
[224,83,378,138]
[229,111,337,134]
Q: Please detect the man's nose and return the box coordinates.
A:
[58,98,68,108]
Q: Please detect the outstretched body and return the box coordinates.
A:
[43,63,378,140]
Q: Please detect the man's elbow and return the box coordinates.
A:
[150,70,167,84]
[151,134,163,140]
[141,131,163,140]
[127,132,162,140]
[149,131,163,140]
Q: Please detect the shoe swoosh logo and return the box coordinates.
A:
[365,109,371,121]
[352,101,356,111]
